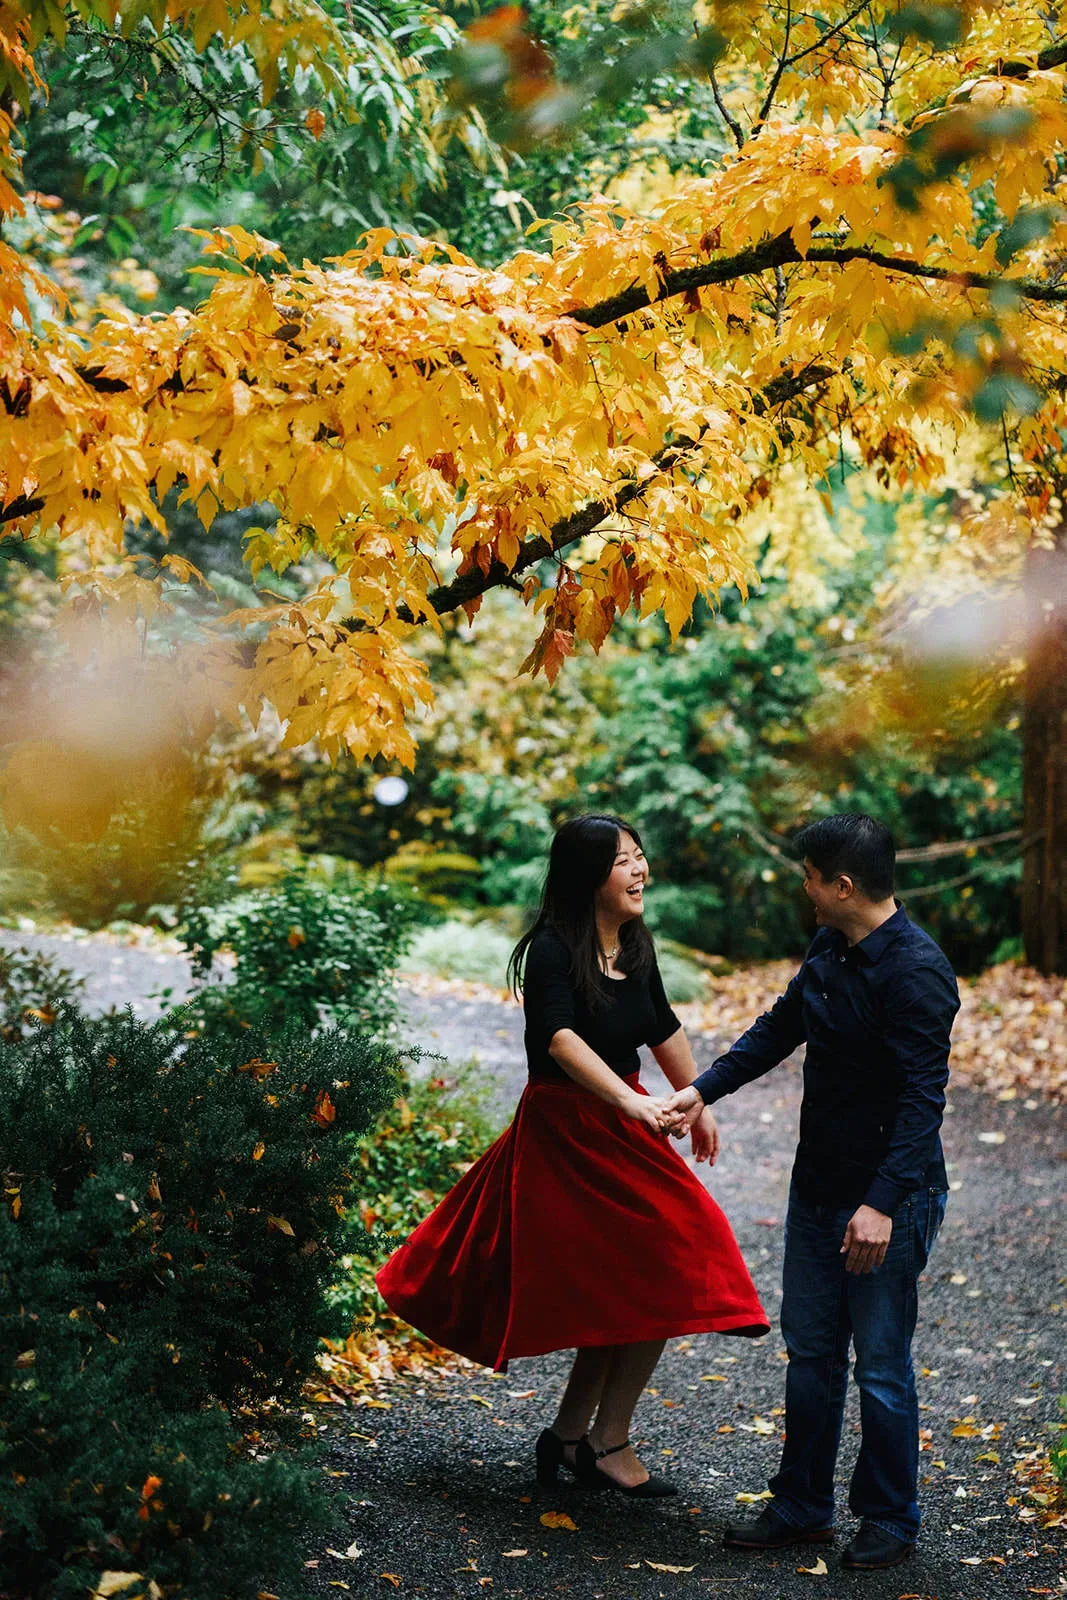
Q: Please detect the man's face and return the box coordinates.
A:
[803,857,847,929]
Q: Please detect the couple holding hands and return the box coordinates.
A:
[378,811,959,1573]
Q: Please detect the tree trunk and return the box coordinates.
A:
[1021,530,1067,974]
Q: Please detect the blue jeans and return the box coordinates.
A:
[768,1182,947,1543]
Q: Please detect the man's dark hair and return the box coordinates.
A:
[794,813,896,902]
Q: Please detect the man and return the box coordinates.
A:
[664,813,959,1572]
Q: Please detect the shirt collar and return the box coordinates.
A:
[850,901,908,965]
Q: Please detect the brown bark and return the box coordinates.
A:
[1022,531,1067,974]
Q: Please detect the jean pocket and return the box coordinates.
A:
[923,1189,947,1257]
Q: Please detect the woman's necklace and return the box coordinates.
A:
[603,942,620,964]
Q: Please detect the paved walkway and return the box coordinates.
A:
[5,930,1065,1599]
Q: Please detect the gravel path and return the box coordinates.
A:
[5,930,1065,1599]
[319,990,1067,1600]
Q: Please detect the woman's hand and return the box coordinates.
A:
[690,1107,720,1166]
[618,1090,676,1134]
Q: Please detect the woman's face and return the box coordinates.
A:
[594,830,648,925]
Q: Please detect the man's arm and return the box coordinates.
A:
[694,961,809,1103]
[862,964,960,1218]
[662,960,809,1130]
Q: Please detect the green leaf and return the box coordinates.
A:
[971,373,1043,421]
[995,206,1057,267]
[886,3,964,47]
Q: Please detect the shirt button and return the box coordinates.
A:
[822,992,828,1000]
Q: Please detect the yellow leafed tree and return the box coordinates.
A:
[2,0,1067,962]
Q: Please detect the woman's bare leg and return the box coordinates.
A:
[551,1346,614,1463]
[588,1339,667,1487]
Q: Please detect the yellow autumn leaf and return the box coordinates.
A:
[539,1511,578,1530]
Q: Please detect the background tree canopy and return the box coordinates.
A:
[0,0,1064,969]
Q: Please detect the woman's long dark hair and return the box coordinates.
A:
[508,813,656,1009]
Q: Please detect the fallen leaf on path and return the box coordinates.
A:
[469,1395,492,1407]
[540,1511,578,1530]
[379,1578,401,1589]
[645,1560,697,1573]
[507,1390,536,1398]
[501,1550,527,1558]
[796,1556,828,1575]
[736,1490,773,1503]
[977,1131,1006,1145]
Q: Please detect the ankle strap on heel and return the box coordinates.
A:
[594,1439,631,1460]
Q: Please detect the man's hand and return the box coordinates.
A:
[660,1084,704,1139]
[690,1106,720,1165]
[840,1204,893,1274]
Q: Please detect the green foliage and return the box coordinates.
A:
[374,575,1022,974]
[1051,1395,1067,1488]
[177,866,424,1039]
[404,918,516,986]
[0,1009,400,1598]
[23,3,480,305]
[0,941,84,1040]
[325,1071,497,1341]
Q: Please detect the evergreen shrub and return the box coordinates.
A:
[177,867,423,1041]
[0,941,84,1041]
[325,1073,497,1341]
[0,1009,400,1599]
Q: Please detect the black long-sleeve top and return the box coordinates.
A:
[522,929,682,1081]
[693,906,960,1215]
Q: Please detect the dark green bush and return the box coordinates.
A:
[0,1009,400,1599]
[177,867,423,1041]
[325,1073,499,1342]
[0,941,84,1041]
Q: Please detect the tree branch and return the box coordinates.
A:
[755,0,793,131]
[570,235,1067,329]
[355,362,835,629]
[708,61,745,151]
[0,495,46,526]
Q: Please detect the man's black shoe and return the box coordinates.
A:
[723,1506,834,1551]
[841,1523,916,1570]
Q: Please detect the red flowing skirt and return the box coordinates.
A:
[376,1074,769,1371]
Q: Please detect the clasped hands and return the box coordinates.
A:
[631,1083,720,1165]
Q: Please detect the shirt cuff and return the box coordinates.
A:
[862,1174,909,1217]
[693,1063,727,1104]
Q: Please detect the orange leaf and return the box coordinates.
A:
[288,925,305,948]
[539,1511,577,1530]
[268,1215,295,1237]
[311,1089,337,1128]
[141,1475,163,1500]
[305,108,326,139]
[252,1141,266,1161]
[238,1058,277,1080]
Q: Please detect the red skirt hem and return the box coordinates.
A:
[376,1072,770,1371]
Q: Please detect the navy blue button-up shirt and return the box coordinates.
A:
[694,906,960,1216]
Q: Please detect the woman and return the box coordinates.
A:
[377,814,768,1497]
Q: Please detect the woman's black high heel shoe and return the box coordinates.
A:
[535,1428,584,1486]
[574,1438,677,1498]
